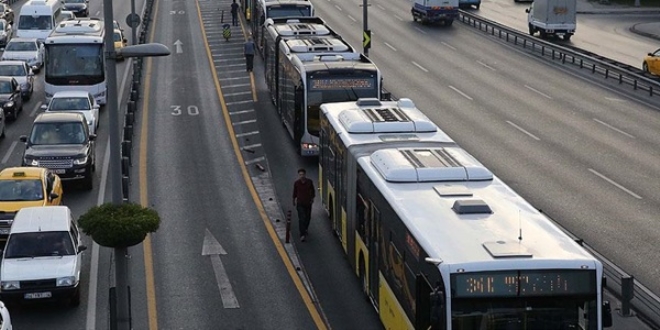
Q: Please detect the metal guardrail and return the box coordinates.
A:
[453,12,660,328]
[457,11,660,99]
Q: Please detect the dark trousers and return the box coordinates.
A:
[245,54,254,71]
[297,204,312,237]
[231,13,238,26]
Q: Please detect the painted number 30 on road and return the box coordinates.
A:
[171,105,200,116]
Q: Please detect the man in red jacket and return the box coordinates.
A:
[293,168,315,242]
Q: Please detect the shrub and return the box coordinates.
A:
[78,202,160,248]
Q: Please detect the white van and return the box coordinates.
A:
[15,0,65,42]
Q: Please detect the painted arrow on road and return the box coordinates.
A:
[174,40,183,54]
[202,229,239,308]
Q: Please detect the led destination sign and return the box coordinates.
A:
[452,270,596,298]
[310,78,374,90]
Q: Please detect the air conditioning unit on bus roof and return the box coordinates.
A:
[276,23,331,36]
[287,38,351,53]
[56,20,103,33]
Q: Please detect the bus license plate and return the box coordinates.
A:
[25,292,52,299]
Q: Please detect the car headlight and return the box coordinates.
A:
[1,281,20,290]
[4,101,13,108]
[56,276,77,287]
[73,156,88,165]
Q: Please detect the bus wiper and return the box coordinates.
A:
[7,254,35,259]
[344,87,359,101]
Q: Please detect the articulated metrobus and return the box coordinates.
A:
[251,0,314,55]
[44,18,106,104]
[263,16,336,72]
[276,53,381,156]
[318,98,613,330]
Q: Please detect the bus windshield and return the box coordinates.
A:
[266,5,311,18]
[451,297,597,329]
[45,44,104,85]
[18,15,53,30]
[306,73,378,137]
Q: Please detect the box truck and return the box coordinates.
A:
[412,0,459,26]
[526,0,576,40]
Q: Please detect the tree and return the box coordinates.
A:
[78,202,160,248]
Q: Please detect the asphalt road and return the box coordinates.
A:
[0,0,142,329]
[2,0,658,329]
[123,0,324,328]
[260,0,660,320]
[474,0,659,67]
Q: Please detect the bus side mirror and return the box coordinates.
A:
[602,300,613,328]
[430,290,445,329]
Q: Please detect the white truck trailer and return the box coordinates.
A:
[411,0,459,26]
[526,0,576,40]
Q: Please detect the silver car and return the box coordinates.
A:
[0,19,11,48]
[1,38,44,73]
[0,61,34,100]
[41,91,100,134]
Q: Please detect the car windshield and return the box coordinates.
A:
[5,41,37,52]
[0,179,44,201]
[0,4,7,12]
[65,0,86,3]
[18,15,52,30]
[4,231,75,258]
[29,122,86,145]
[0,21,5,31]
[49,97,90,111]
[113,32,122,42]
[0,81,12,93]
[0,65,26,77]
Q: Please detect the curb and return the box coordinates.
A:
[630,23,660,41]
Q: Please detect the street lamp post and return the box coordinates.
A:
[102,0,170,327]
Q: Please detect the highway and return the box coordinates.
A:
[303,0,660,302]
[474,0,659,67]
[0,0,141,328]
[1,0,659,328]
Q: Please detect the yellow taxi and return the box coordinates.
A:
[643,48,660,75]
[114,29,127,61]
[0,167,63,239]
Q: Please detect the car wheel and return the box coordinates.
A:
[82,172,93,190]
[643,62,650,73]
[70,288,81,307]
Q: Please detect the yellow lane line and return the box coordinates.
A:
[140,0,161,328]
[195,3,326,329]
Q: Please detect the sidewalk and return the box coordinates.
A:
[575,0,660,41]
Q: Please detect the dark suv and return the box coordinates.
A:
[20,112,96,190]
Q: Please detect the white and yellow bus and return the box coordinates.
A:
[318,98,613,330]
